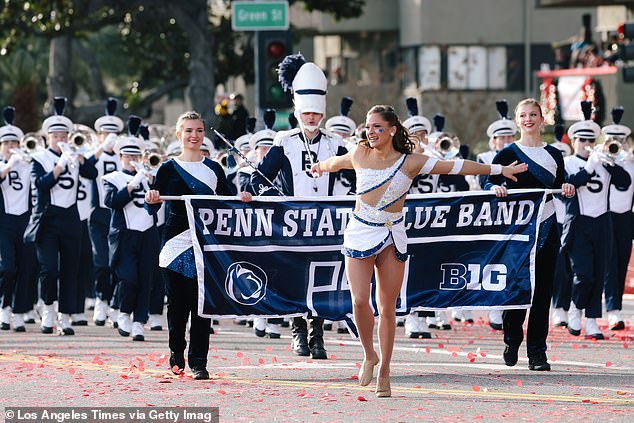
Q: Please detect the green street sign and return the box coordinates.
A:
[232,1,289,31]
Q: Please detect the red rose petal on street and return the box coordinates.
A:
[452,352,458,358]
[516,380,523,387]
[438,343,444,349]
[472,385,481,392]
[617,391,627,395]
[217,390,227,395]
[236,352,244,358]
[357,396,367,401]
[355,362,361,368]
[331,354,337,360]
[606,361,613,367]
[425,346,431,354]
[258,358,265,365]
[265,346,273,353]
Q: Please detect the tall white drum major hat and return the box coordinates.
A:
[486,100,518,138]
[568,101,601,140]
[278,53,327,116]
[94,97,124,133]
[42,97,73,133]
[402,97,432,135]
[0,106,25,142]
[325,97,356,136]
[602,106,631,139]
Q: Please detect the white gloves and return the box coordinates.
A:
[100,133,118,151]
[129,171,146,189]
[584,152,602,174]
[57,154,70,169]
[5,154,21,169]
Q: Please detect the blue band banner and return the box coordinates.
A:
[184,190,547,320]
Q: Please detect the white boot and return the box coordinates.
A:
[254,317,267,337]
[567,304,582,336]
[427,315,438,329]
[488,309,503,330]
[552,308,568,327]
[436,311,451,330]
[12,313,25,332]
[266,323,281,338]
[131,321,144,341]
[93,299,108,326]
[418,315,431,338]
[0,306,11,330]
[584,318,604,340]
[405,312,421,338]
[71,313,88,326]
[41,303,56,333]
[108,308,119,328]
[85,297,96,310]
[147,314,163,331]
[23,310,36,324]
[117,312,132,336]
[451,310,464,322]
[57,313,75,335]
[607,311,624,330]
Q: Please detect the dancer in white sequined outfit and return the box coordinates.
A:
[311,105,527,397]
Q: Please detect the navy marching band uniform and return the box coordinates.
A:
[602,107,633,331]
[103,138,158,341]
[0,107,37,332]
[24,97,97,335]
[147,153,235,376]
[562,101,630,340]
[89,101,125,326]
[486,139,565,371]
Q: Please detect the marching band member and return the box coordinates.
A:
[139,123,166,331]
[485,98,575,371]
[325,97,357,200]
[145,111,251,380]
[251,53,351,360]
[403,96,434,339]
[89,98,124,326]
[0,106,37,332]
[244,110,284,339]
[550,124,574,328]
[563,101,630,340]
[480,100,518,330]
[103,134,158,341]
[311,104,527,397]
[603,107,633,331]
[24,97,97,335]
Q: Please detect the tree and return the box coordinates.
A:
[0,0,364,133]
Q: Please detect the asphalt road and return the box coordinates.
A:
[1,300,633,423]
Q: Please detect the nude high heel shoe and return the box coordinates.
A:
[375,376,391,397]
[358,354,379,386]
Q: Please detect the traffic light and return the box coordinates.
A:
[257,31,293,109]
[618,22,634,83]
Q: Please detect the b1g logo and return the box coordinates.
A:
[439,263,507,291]
[225,262,268,305]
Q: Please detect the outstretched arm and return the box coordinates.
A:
[310,151,354,177]
[427,157,527,182]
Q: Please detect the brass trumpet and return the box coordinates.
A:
[144,151,162,168]
[21,132,45,152]
[585,139,623,164]
[429,133,460,160]
[69,124,98,152]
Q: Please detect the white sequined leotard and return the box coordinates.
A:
[343,154,413,262]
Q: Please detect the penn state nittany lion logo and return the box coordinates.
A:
[225,262,268,305]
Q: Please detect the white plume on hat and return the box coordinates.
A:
[42,97,73,133]
[278,53,327,116]
[0,106,25,142]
